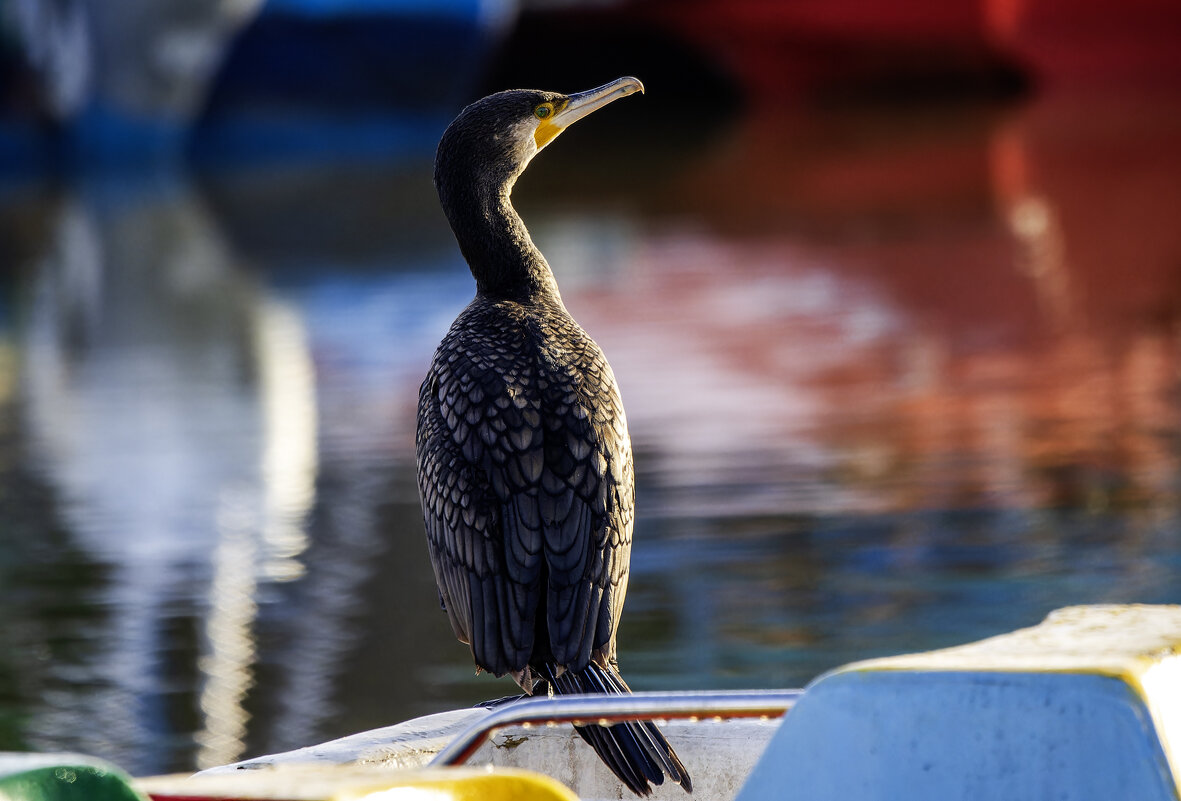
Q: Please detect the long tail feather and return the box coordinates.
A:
[544,663,693,796]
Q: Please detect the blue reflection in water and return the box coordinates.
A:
[1,90,1181,776]
[624,508,1181,691]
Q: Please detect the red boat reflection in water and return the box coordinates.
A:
[544,90,1181,522]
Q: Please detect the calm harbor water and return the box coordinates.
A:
[2,88,1181,776]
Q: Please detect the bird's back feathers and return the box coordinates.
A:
[417,296,633,681]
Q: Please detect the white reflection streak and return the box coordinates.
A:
[993,127,1071,330]
[195,491,259,770]
[255,298,318,581]
[195,297,318,769]
[1009,195,1069,330]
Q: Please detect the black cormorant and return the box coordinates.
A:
[417,77,692,796]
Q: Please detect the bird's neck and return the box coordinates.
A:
[445,181,562,304]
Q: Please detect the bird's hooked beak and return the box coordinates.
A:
[534,76,645,150]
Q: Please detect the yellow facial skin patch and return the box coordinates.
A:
[533,100,570,149]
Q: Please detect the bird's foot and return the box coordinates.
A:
[475,693,528,709]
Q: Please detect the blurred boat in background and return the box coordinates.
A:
[3,0,1179,170]
[3,0,267,163]
[0,0,517,167]
[621,0,1181,100]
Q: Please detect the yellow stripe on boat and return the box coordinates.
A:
[135,765,579,801]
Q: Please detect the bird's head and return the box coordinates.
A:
[435,76,645,202]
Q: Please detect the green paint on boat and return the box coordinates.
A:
[0,754,146,801]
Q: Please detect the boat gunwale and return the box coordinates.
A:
[430,689,803,767]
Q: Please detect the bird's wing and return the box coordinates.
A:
[417,313,634,677]
[538,328,634,670]
[416,325,546,678]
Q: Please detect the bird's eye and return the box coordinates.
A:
[534,103,554,120]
